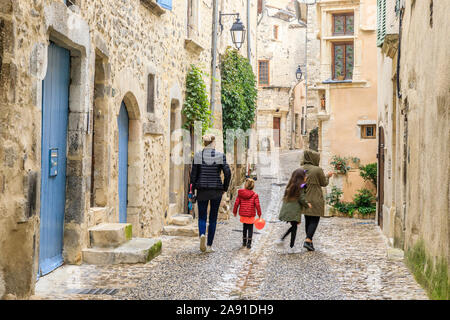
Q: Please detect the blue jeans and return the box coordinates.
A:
[197,197,222,246]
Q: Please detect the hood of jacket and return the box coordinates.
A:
[302,150,321,166]
[238,189,256,200]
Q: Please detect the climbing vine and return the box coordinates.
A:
[182,64,212,134]
[220,48,257,139]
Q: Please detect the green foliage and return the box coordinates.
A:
[182,65,212,134]
[406,240,449,300]
[353,188,376,214]
[220,48,257,136]
[326,185,343,206]
[327,186,376,216]
[359,162,377,187]
[330,155,351,174]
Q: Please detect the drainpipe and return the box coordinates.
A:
[210,0,219,123]
[247,0,251,63]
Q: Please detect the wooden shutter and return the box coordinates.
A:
[377,0,386,47]
[157,0,172,10]
[258,0,263,14]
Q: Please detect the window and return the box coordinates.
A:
[273,25,279,40]
[157,0,172,10]
[333,13,354,35]
[332,42,354,80]
[258,60,269,86]
[147,74,155,113]
[361,125,376,139]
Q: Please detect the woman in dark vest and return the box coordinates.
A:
[190,134,231,253]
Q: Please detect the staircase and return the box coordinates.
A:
[82,223,162,265]
[163,214,199,237]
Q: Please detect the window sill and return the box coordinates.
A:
[140,0,166,16]
[143,121,164,136]
[323,35,355,41]
[322,79,368,87]
[184,38,204,54]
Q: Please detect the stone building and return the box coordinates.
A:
[304,0,378,204]
[377,0,449,299]
[255,0,307,152]
[0,0,257,299]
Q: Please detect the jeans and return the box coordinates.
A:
[282,221,298,248]
[197,197,222,246]
[305,215,320,240]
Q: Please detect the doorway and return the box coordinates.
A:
[118,101,129,223]
[273,117,281,148]
[39,42,70,276]
[378,126,385,229]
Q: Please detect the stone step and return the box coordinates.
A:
[88,223,132,248]
[163,224,199,237]
[169,214,193,226]
[82,238,162,265]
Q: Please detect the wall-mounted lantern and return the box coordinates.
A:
[219,12,246,50]
[296,65,303,81]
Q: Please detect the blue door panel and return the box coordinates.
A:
[118,102,129,223]
[39,42,70,276]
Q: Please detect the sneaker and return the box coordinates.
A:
[287,247,296,254]
[200,234,206,252]
[303,241,315,252]
[275,239,284,247]
[206,246,215,253]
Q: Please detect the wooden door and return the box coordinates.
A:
[273,117,281,148]
[378,126,385,228]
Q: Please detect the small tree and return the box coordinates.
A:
[182,65,212,135]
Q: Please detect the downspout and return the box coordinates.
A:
[210,0,219,123]
[247,0,251,63]
[396,7,404,99]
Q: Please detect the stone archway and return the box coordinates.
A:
[118,92,143,234]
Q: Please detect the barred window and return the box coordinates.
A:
[258,60,269,86]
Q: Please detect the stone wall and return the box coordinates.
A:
[397,0,449,299]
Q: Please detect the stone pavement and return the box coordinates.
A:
[32,150,428,300]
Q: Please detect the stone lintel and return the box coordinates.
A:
[184,38,204,54]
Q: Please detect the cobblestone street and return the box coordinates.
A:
[33,151,428,300]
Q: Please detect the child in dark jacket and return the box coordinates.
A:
[233,179,262,249]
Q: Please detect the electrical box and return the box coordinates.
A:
[49,148,58,177]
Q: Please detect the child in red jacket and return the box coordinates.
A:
[233,179,262,249]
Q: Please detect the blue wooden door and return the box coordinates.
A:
[39,42,70,276]
[118,102,129,223]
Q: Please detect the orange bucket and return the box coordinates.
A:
[254,218,266,230]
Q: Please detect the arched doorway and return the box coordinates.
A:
[378,126,385,229]
[118,101,129,223]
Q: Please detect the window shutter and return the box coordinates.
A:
[157,0,172,10]
[377,0,386,47]
[258,0,263,14]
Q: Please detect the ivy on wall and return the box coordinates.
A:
[220,48,257,138]
[182,64,212,134]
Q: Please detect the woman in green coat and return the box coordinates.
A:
[276,169,311,253]
[300,150,334,251]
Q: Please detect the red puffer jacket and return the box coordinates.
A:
[233,189,262,218]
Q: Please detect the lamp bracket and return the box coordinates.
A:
[219,12,241,34]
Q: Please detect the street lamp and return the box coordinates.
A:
[296,65,303,81]
[219,12,246,50]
